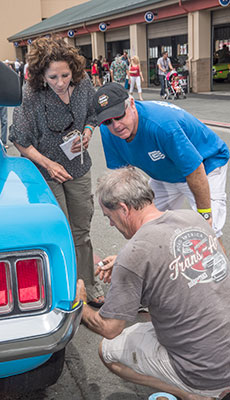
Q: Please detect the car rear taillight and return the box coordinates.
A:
[16,258,45,311]
[0,261,13,313]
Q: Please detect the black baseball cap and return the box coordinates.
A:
[93,82,129,125]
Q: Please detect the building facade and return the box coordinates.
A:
[7,0,230,93]
[0,0,85,62]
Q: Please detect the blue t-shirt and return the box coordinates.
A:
[100,101,229,183]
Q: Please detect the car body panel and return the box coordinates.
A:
[213,63,230,80]
[0,355,51,379]
[0,143,82,380]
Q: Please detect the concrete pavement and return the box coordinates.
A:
[141,86,230,128]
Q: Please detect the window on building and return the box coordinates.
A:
[149,47,158,58]
[177,43,188,55]
[161,46,172,57]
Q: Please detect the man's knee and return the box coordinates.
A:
[98,340,104,361]
[99,340,112,370]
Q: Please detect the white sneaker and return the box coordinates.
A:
[138,305,149,313]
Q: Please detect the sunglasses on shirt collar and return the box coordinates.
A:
[102,110,126,126]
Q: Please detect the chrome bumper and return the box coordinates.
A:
[0,301,83,362]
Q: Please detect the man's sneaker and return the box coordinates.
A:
[138,305,149,313]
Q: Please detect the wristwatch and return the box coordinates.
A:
[200,212,212,221]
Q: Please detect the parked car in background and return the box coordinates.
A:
[212,62,230,81]
[0,62,83,394]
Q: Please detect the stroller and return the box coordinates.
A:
[165,70,186,100]
[102,70,111,84]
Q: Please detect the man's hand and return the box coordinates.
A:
[186,163,212,227]
[95,255,117,283]
[76,279,87,303]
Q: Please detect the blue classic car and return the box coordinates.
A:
[0,62,82,393]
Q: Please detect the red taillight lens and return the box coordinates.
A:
[16,259,42,304]
[0,262,8,306]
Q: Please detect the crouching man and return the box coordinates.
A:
[76,166,230,400]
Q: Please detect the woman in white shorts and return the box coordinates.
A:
[129,56,144,101]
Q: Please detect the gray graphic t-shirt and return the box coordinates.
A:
[100,209,230,390]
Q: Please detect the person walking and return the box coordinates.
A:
[110,54,129,86]
[97,55,104,86]
[157,51,173,99]
[76,166,230,400]
[102,57,110,84]
[91,59,101,87]
[0,106,8,148]
[9,37,104,307]
[93,83,229,249]
[129,56,144,101]
[121,50,130,89]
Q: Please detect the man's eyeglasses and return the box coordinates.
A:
[102,111,126,126]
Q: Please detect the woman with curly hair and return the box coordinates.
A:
[9,37,104,307]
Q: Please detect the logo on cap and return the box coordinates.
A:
[98,94,109,108]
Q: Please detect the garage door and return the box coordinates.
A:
[148,17,187,39]
[212,7,230,25]
[105,27,129,42]
[75,34,91,46]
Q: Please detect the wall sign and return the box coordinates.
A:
[67,30,75,38]
[219,0,230,6]
[27,39,32,45]
[14,42,19,47]
[144,11,154,23]
[99,22,107,32]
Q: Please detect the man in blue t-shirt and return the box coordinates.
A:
[93,83,229,247]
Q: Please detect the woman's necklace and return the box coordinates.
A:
[58,86,71,104]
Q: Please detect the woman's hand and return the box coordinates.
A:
[95,255,117,284]
[47,160,73,183]
[71,128,92,153]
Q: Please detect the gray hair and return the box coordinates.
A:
[96,167,154,210]
[125,97,132,108]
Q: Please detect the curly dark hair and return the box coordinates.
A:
[27,37,86,91]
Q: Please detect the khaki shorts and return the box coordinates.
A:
[101,322,229,398]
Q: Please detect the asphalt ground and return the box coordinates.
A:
[3,90,230,399]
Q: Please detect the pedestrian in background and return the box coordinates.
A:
[76,166,230,400]
[121,50,130,89]
[129,55,144,101]
[91,59,101,87]
[157,51,173,99]
[0,106,8,149]
[93,83,229,250]
[97,55,104,86]
[102,57,110,84]
[9,37,104,307]
[110,54,129,86]
[19,61,24,87]
[14,58,20,74]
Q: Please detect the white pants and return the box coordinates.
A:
[102,322,230,398]
[129,76,142,93]
[149,163,228,238]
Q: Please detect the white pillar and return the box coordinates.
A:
[129,24,147,86]
[188,10,211,92]
[91,31,105,60]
